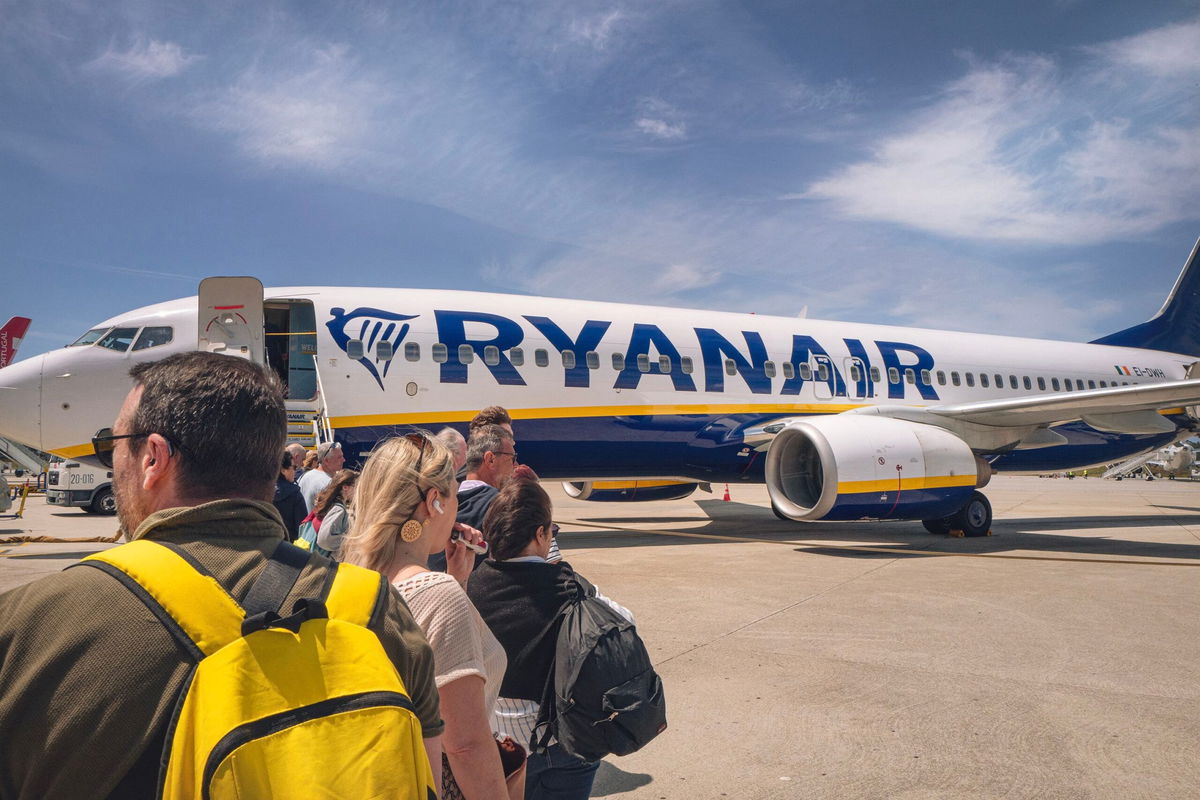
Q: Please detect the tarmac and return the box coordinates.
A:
[2,474,1199,799]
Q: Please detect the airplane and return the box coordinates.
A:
[0,317,31,369]
[2,239,1200,537]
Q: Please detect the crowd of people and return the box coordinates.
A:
[0,352,637,800]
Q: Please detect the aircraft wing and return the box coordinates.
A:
[923,378,1200,432]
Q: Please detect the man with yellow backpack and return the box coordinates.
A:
[0,352,442,799]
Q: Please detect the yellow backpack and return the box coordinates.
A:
[78,539,436,800]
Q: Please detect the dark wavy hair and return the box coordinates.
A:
[481,474,553,561]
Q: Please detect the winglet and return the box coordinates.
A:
[1091,237,1200,356]
[0,317,32,368]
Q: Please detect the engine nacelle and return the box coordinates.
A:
[766,415,978,522]
[562,480,699,502]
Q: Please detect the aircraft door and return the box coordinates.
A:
[197,277,264,363]
[812,356,833,400]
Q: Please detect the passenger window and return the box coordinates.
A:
[870,367,881,383]
[1051,377,1060,391]
[1010,375,1018,389]
[1023,376,1032,390]
[849,364,861,382]
[562,351,577,370]
[376,341,394,361]
[658,355,672,373]
[347,339,365,360]
[97,327,139,352]
[132,326,173,351]
[71,327,111,347]
[432,343,448,363]
[637,354,650,373]
[1063,378,1072,391]
[725,358,737,376]
[951,371,961,387]
[1099,380,1107,388]
[995,374,1003,387]
[612,353,624,370]
[980,373,989,388]
[818,363,829,381]
[800,364,812,381]
[1088,380,1096,389]
[484,345,500,366]
[586,351,600,370]
[458,344,475,365]
[888,367,899,384]
[509,347,524,367]
[782,362,794,380]
[404,342,420,362]
[937,370,946,386]
[535,349,549,367]
[905,369,916,384]
[920,369,931,385]
[682,356,694,374]
[765,361,777,378]
[1037,377,1046,390]
[965,372,975,388]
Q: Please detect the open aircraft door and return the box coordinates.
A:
[197,277,265,363]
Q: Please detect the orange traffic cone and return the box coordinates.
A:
[722,484,731,502]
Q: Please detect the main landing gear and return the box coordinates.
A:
[922,490,992,537]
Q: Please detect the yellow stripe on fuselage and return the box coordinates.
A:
[50,442,97,459]
[328,402,864,429]
[837,474,977,494]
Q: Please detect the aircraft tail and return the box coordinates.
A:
[1091,237,1200,356]
[0,317,31,368]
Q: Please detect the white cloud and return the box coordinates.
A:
[191,45,380,169]
[798,21,1200,246]
[635,117,687,140]
[568,10,626,49]
[85,39,198,81]
[1094,18,1200,79]
[634,96,687,140]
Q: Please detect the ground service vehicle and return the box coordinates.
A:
[46,458,115,514]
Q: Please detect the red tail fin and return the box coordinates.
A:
[0,317,32,368]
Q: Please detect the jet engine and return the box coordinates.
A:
[562,480,699,502]
[766,415,980,522]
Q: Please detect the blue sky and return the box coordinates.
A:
[3,0,1198,359]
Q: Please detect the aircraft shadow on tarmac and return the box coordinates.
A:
[564,500,1200,562]
[2,551,104,561]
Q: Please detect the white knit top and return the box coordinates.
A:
[393,571,507,720]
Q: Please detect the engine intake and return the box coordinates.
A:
[766,415,978,522]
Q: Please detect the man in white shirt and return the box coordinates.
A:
[298,441,344,510]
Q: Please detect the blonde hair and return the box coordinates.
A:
[341,433,455,574]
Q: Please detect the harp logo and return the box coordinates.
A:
[326,307,418,390]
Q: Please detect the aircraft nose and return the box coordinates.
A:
[0,355,44,451]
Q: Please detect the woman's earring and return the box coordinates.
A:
[400,519,425,543]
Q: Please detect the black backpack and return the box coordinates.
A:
[532,577,667,762]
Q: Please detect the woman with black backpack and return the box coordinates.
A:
[468,475,643,800]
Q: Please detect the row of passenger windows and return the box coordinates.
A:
[69,326,175,353]
[345,339,1137,388]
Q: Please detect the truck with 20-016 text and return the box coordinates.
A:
[46,458,115,514]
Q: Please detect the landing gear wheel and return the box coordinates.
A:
[948,490,991,537]
[922,517,952,535]
[90,487,117,516]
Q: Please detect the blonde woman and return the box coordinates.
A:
[343,433,523,799]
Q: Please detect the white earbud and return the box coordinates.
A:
[433,498,443,513]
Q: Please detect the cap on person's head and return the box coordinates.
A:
[317,441,341,463]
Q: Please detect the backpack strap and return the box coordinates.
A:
[75,540,244,658]
[241,540,311,617]
[325,562,387,628]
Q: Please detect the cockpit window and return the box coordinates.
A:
[96,327,139,352]
[70,327,111,347]
[132,326,174,351]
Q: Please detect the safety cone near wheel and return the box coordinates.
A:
[722,484,731,502]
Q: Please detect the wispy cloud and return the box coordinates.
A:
[798,21,1200,246]
[84,39,199,82]
[568,10,626,49]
